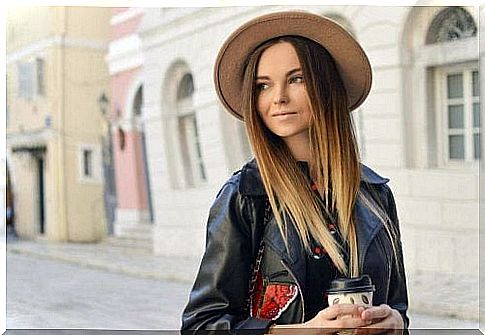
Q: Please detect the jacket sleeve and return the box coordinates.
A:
[181,176,273,335]
[385,186,410,329]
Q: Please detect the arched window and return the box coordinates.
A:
[427,8,480,163]
[402,6,479,168]
[133,86,143,117]
[426,7,477,44]
[177,73,194,100]
[176,73,206,187]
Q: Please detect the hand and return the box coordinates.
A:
[269,304,370,335]
[304,304,372,334]
[353,304,404,335]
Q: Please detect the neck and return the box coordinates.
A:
[283,133,311,162]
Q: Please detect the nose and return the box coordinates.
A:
[273,85,289,105]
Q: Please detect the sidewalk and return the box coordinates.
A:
[6,237,200,284]
[6,237,480,322]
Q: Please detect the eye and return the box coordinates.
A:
[289,75,304,84]
[256,82,269,91]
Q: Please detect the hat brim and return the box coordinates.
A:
[214,11,372,121]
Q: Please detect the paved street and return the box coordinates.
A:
[7,252,480,330]
[7,253,188,329]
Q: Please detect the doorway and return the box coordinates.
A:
[35,153,46,235]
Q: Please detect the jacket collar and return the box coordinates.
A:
[240,158,388,274]
[239,158,389,196]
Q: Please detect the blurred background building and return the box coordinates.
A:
[6,7,112,242]
[6,4,480,321]
[107,8,153,245]
[130,5,479,273]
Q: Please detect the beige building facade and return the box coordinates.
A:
[6,7,112,242]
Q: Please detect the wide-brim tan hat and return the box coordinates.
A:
[214,10,372,121]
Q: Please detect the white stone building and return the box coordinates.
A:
[109,5,480,319]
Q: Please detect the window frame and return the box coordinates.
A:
[35,57,45,96]
[434,62,480,168]
[78,143,102,184]
[16,57,46,101]
[17,61,34,101]
[177,95,207,188]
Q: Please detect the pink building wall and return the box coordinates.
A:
[110,8,149,214]
[113,126,148,210]
[111,13,143,40]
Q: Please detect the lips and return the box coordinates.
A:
[272,111,297,117]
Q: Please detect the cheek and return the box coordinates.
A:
[303,94,313,121]
[256,95,270,116]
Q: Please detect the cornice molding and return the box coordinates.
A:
[7,36,108,64]
[106,34,143,75]
[111,8,144,26]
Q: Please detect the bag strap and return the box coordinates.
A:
[247,198,271,313]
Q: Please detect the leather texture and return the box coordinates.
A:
[181,159,409,334]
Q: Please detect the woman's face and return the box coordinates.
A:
[255,41,312,144]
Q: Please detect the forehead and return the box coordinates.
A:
[257,41,301,74]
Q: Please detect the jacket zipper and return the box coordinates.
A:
[280,259,305,323]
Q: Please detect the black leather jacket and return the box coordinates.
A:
[181,159,409,334]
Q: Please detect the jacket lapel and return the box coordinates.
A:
[354,193,383,270]
[263,213,306,292]
[239,158,390,279]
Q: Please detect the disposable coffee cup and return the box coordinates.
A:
[327,275,375,307]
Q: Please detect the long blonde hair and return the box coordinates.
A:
[241,36,401,277]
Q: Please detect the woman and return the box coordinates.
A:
[181,10,409,334]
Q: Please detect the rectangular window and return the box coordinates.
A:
[36,58,45,96]
[178,112,206,187]
[17,62,34,100]
[442,67,480,163]
[447,73,463,99]
[83,149,93,177]
[191,116,207,181]
[178,115,194,187]
[474,133,481,159]
[448,104,464,128]
[78,144,101,183]
[448,134,465,159]
[472,71,479,97]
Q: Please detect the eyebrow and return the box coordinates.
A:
[256,68,302,80]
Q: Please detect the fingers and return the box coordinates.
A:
[327,316,369,329]
[319,303,368,320]
[316,304,370,329]
[361,304,392,321]
[308,304,402,332]
[357,309,404,335]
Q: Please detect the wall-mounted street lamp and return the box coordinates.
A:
[98,93,109,118]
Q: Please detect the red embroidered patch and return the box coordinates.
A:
[260,283,298,320]
[253,282,298,320]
